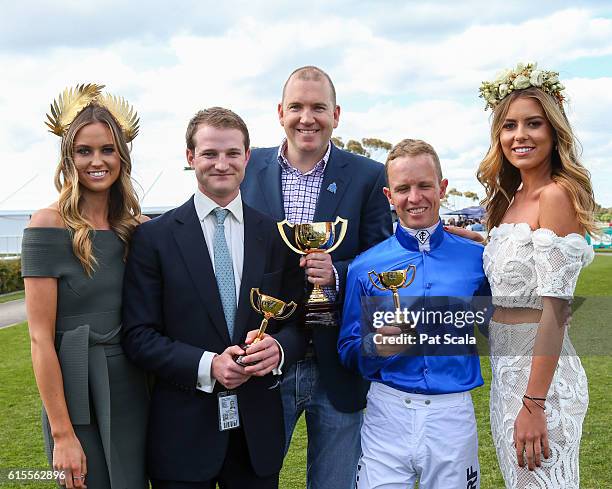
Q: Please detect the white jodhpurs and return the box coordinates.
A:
[356,382,480,489]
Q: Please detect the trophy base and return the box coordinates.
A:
[304,301,339,328]
[234,343,261,366]
[307,284,330,304]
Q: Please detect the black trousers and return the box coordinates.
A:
[152,427,279,489]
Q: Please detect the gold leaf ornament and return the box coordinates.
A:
[45,83,139,142]
[45,84,105,136]
[97,92,140,142]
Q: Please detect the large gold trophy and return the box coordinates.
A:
[277,217,348,327]
[235,288,297,366]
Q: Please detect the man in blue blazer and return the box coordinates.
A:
[122,107,305,489]
[241,66,392,489]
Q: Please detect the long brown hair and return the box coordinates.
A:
[54,104,142,275]
[477,87,596,235]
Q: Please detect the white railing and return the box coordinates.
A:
[0,236,22,256]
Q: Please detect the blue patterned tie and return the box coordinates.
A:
[212,208,236,339]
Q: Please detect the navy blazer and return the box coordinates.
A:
[241,143,393,412]
[121,197,305,481]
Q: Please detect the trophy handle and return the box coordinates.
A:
[367,271,388,292]
[325,217,348,254]
[250,288,262,314]
[402,265,417,288]
[277,220,307,255]
[275,301,298,320]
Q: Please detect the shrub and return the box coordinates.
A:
[0,259,23,294]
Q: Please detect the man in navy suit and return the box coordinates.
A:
[122,107,304,488]
[241,66,392,489]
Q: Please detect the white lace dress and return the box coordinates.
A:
[483,223,594,489]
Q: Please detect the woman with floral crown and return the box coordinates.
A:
[21,84,149,488]
[477,63,595,488]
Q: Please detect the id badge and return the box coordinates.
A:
[218,391,240,431]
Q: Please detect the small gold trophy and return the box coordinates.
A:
[235,288,297,366]
[368,267,417,310]
[277,217,348,327]
[368,266,417,330]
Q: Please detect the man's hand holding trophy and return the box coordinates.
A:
[277,217,348,328]
[234,288,297,376]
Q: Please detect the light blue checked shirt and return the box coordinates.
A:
[277,139,339,296]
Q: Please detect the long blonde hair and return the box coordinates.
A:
[54,104,142,275]
[477,87,596,235]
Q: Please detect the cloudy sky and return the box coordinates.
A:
[2,0,612,211]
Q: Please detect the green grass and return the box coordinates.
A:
[0,290,24,304]
[567,255,612,357]
[0,323,48,489]
[1,257,610,488]
[569,255,612,488]
[280,417,308,488]
[576,253,612,295]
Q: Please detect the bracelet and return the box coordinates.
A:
[522,395,546,413]
[524,394,546,401]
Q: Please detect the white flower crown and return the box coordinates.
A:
[478,62,565,111]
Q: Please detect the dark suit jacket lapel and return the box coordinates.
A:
[234,204,266,343]
[172,197,231,344]
[314,144,352,221]
[256,151,285,220]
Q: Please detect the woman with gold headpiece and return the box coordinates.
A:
[21,84,149,488]
[477,64,595,488]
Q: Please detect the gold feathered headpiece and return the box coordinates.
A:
[45,83,139,142]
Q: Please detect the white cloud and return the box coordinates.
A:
[1,4,612,212]
[335,8,612,98]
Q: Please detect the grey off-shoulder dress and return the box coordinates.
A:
[21,228,149,489]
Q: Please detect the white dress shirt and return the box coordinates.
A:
[195,188,245,294]
[193,190,283,392]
